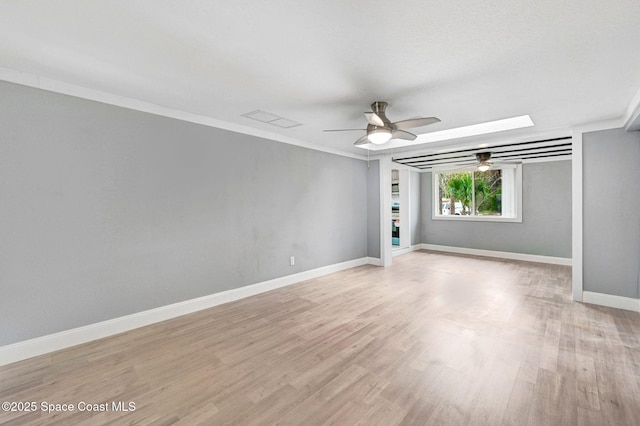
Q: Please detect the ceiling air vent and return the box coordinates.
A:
[242,110,301,128]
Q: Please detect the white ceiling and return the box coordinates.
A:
[1,1,640,157]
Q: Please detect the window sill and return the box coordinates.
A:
[432,215,522,223]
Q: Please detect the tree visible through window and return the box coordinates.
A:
[434,166,520,220]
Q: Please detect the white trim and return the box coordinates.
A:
[390,162,422,173]
[0,257,369,366]
[430,215,522,223]
[623,85,640,132]
[420,244,572,266]
[521,155,572,164]
[431,164,523,223]
[398,128,573,165]
[391,244,423,257]
[572,118,624,134]
[430,163,518,173]
[380,156,393,266]
[366,257,382,266]
[397,169,411,250]
[582,291,640,313]
[571,131,583,301]
[392,247,412,257]
[418,153,572,171]
[0,66,366,161]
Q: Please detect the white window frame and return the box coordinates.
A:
[432,164,523,223]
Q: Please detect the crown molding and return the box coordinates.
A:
[0,67,367,161]
[623,86,640,131]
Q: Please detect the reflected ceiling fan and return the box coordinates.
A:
[324,101,440,146]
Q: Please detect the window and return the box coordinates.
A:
[433,165,522,222]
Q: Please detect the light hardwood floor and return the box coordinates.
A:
[1,250,640,425]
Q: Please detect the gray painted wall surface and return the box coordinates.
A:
[420,161,572,258]
[0,81,368,345]
[583,128,640,298]
[366,160,381,258]
[410,170,421,245]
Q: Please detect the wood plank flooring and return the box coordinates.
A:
[1,250,640,425]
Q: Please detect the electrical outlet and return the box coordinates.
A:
[290,256,295,266]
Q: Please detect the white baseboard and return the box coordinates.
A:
[392,247,411,257]
[419,244,572,266]
[391,244,422,257]
[0,257,370,366]
[582,291,640,312]
[366,257,382,266]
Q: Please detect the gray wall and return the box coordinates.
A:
[583,128,640,298]
[410,170,421,245]
[420,161,572,258]
[0,81,369,345]
[366,159,381,258]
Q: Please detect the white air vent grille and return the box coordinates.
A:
[242,110,301,128]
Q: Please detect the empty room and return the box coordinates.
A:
[1,2,640,425]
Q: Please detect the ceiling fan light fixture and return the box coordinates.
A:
[367,127,392,145]
[477,161,491,172]
[357,115,533,151]
[325,102,440,147]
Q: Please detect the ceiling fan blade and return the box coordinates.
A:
[323,128,366,132]
[364,112,385,127]
[450,165,475,171]
[393,117,440,130]
[491,160,521,165]
[391,130,417,141]
[354,135,370,146]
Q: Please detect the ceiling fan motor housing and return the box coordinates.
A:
[476,152,492,162]
[324,101,440,146]
[371,102,391,127]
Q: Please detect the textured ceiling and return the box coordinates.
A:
[1,1,639,156]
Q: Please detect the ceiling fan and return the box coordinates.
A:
[445,152,520,171]
[465,152,520,171]
[324,101,440,146]
[476,152,493,171]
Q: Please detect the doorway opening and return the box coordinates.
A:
[392,169,400,247]
[391,169,410,252]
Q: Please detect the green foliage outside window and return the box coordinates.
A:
[438,170,502,215]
